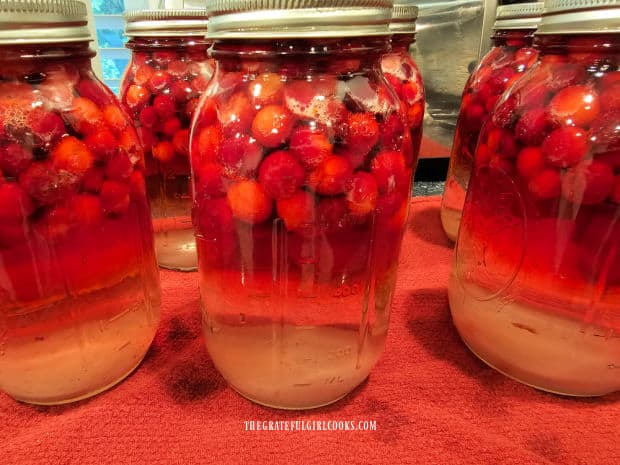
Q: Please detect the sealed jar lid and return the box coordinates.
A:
[390,0,419,34]
[206,0,393,39]
[493,2,544,30]
[536,0,620,34]
[0,0,92,44]
[124,9,209,37]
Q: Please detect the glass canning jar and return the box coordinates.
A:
[121,9,213,271]
[449,0,620,396]
[0,0,161,405]
[380,0,425,165]
[441,3,544,241]
[191,0,417,409]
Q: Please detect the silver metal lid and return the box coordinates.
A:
[493,2,544,30]
[206,0,393,39]
[390,0,418,34]
[0,0,92,44]
[124,9,209,37]
[536,0,620,35]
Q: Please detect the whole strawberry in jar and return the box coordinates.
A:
[380,0,425,165]
[191,0,417,409]
[440,3,544,241]
[121,8,213,271]
[449,0,620,396]
[0,0,160,405]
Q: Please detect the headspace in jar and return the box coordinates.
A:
[121,8,213,271]
[0,0,160,405]
[441,2,544,242]
[191,0,416,409]
[449,0,620,396]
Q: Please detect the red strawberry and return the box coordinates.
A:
[562,160,615,205]
[600,83,620,114]
[192,125,223,167]
[19,161,79,204]
[547,85,600,127]
[124,84,150,110]
[84,129,117,160]
[28,109,65,147]
[218,91,253,137]
[289,126,332,169]
[138,106,158,129]
[148,70,172,93]
[153,94,176,119]
[162,117,181,137]
[276,190,315,231]
[528,169,562,199]
[344,112,379,155]
[226,179,273,223]
[100,180,131,215]
[51,136,95,175]
[133,64,154,86]
[370,150,407,194]
[308,155,353,196]
[487,127,518,159]
[516,146,545,180]
[152,141,175,163]
[258,150,305,199]
[63,97,105,135]
[106,151,133,180]
[169,80,193,103]
[542,126,588,168]
[463,101,487,133]
[515,108,552,146]
[247,72,283,106]
[380,113,405,150]
[251,104,294,148]
[102,104,129,134]
[345,171,378,216]
[218,133,263,178]
[194,162,225,198]
[0,143,33,177]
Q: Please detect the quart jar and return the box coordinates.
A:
[121,9,213,271]
[440,3,543,241]
[449,0,620,396]
[380,0,425,164]
[0,0,161,405]
[191,0,416,409]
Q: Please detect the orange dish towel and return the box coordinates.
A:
[1,196,619,465]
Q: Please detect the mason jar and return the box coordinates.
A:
[0,0,161,404]
[449,0,620,396]
[191,0,415,409]
[441,3,543,241]
[121,9,213,271]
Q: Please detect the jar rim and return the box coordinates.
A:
[536,0,620,34]
[493,2,544,31]
[206,0,392,39]
[0,0,92,44]
[124,9,209,37]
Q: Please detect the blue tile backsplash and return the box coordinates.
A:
[92,0,130,95]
